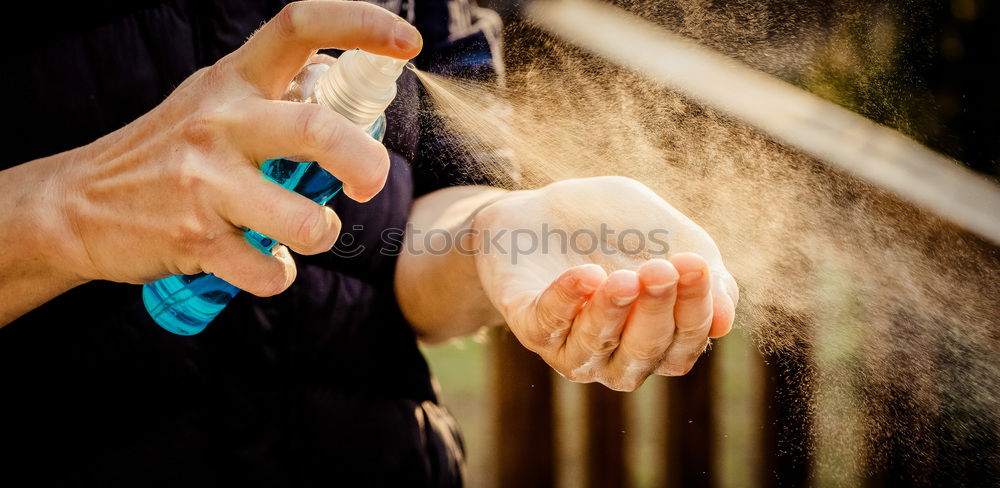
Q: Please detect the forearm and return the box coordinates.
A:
[0,153,87,326]
[395,185,509,343]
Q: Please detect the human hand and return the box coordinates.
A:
[472,176,739,391]
[46,1,421,295]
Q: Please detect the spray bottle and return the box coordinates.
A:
[142,49,408,335]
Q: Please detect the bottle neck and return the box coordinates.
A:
[315,50,405,129]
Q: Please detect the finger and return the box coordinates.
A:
[214,164,342,255]
[527,264,606,348]
[709,282,735,339]
[655,252,713,376]
[231,1,422,97]
[562,269,640,379]
[222,98,389,202]
[200,231,297,297]
[607,259,679,390]
[708,268,739,338]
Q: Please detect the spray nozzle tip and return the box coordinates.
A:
[353,50,408,78]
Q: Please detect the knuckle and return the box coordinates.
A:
[293,205,331,252]
[358,5,377,33]
[577,329,619,356]
[596,338,620,356]
[163,162,217,254]
[171,216,213,255]
[179,66,213,92]
[254,267,291,297]
[677,283,710,301]
[659,361,694,376]
[274,3,306,40]
[173,260,203,276]
[180,111,222,148]
[168,66,221,99]
[166,158,205,192]
[297,105,342,155]
[358,5,391,45]
[585,338,619,357]
[630,343,669,363]
[192,65,211,78]
[350,143,389,198]
[554,276,584,303]
[196,64,227,91]
[533,304,570,341]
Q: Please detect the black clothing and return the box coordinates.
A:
[0,0,505,486]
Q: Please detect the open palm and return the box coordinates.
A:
[473,177,738,391]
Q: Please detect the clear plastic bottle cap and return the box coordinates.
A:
[316,49,408,129]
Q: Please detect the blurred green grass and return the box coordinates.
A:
[421,337,492,487]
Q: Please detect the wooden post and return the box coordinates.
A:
[759,347,813,488]
[584,384,627,488]
[664,352,716,488]
[492,328,556,488]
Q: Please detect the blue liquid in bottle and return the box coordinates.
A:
[143,115,386,335]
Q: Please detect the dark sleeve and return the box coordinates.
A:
[2,0,291,169]
[409,0,520,197]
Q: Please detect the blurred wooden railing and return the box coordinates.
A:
[488,327,811,488]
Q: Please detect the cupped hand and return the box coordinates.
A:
[49,1,421,295]
[473,176,739,391]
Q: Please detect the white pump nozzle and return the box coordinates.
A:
[316,49,408,129]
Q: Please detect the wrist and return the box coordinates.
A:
[467,189,523,246]
[22,152,91,287]
[0,153,90,325]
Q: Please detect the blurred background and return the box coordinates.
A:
[421,0,998,487]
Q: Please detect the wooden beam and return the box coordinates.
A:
[759,347,813,487]
[492,329,556,487]
[664,352,717,488]
[584,384,626,488]
[527,0,1000,245]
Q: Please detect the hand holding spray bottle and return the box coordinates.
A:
[143,50,407,335]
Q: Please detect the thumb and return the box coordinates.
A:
[228,0,422,98]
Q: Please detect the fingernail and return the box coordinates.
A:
[680,270,704,286]
[393,19,422,51]
[644,281,676,296]
[612,294,639,307]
